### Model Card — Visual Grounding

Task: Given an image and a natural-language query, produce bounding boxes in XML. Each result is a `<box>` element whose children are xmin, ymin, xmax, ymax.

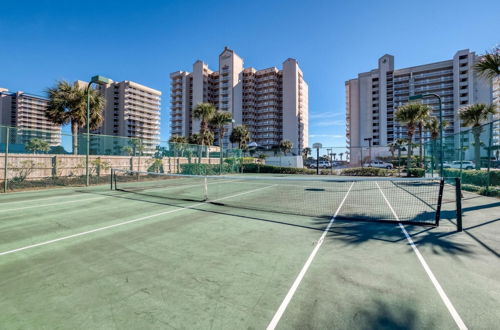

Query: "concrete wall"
<box><xmin>0</xmin><ymin>153</ymin><xmax>219</xmax><ymax>181</ymax></box>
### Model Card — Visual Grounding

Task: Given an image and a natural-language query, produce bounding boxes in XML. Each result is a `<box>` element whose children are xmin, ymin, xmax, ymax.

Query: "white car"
<box><xmin>363</xmin><ymin>160</ymin><xmax>394</xmax><ymax>169</ymax></box>
<box><xmin>443</xmin><ymin>161</ymin><xmax>475</xmax><ymax>170</ymax></box>
<box><xmin>310</xmin><ymin>160</ymin><xmax>331</xmax><ymax>169</ymax></box>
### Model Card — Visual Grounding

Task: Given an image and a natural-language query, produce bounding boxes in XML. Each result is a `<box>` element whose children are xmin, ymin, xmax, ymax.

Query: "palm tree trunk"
<box><xmin>71</xmin><ymin>121</ymin><xmax>78</xmax><ymax>155</ymax></box>
<box><xmin>474</xmin><ymin>129</ymin><xmax>481</xmax><ymax>170</ymax></box>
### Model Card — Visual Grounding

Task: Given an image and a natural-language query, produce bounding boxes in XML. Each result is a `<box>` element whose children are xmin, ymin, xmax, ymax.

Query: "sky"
<box><xmin>1</xmin><ymin>0</ymin><xmax>499</xmax><ymax>148</ymax></box>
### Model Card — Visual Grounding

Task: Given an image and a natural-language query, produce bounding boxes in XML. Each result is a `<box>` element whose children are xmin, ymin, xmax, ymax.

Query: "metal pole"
<box><xmin>438</xmin><ymin>95</ymin><xmax>443</xmax><ymax>177</ymax></box>
<box><xmin>3</xmin><ymin>127</ymin><xmax>9</xmax><ymax>193</ymax></box>
<box><xmin>220</xmin><ymin>136</ymin><xmax>223</xmax><ymax>175</ymax></box>
<box><xmin>487</xmin><ymin>122</ymin><xmax>493</xmax><ymax>192</ymax></box>
<box><xmin>85</xmin><ymin>83</ymin><xmax>91</xmax><ymax>186</ymax></box>
<box><xmin>455</xmin><ymin>177</ymin><xmax>462</xmax><ymax>232</ymax></box>
<box><xmin>316</xmin><ymin>148</ymin><xmax>319</xmax><ymax>175</ymax></box>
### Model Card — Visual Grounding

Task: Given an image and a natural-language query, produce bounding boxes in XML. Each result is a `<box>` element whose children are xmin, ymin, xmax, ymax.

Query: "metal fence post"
<box><xmin>486</xmin><ymin>122</ymin><xmax>493</xmax><ymax>193</ymax></box>
<box><xmin>3</xmin><ymin>127</ymin><xmax>9</xmax><ymax>193</ymax></box>
<box><xmin>455</xmin><ymin>177</ymin><xmax>463</xmax><ymax>232</ymax></box>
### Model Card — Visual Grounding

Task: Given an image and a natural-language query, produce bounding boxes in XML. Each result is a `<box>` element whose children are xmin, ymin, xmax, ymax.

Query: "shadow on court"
<box><xmin>78</xmin><ymin>189</ymin><xmax>474</xmax><ymax>258</ymax></box>
<box><xmin>353</xmin><ymin>300</ymin><xmax>437</xmax><ymax>330</ymax></box>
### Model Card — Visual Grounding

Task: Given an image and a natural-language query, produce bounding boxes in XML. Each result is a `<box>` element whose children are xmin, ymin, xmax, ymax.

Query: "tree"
<box><xmin>395</xmin><ymin>103</ymin><xmax>428</xmax><ymax>174</ymax></box>
<box><xmin>474</xmin><ymin>47</ymin><xmax>500</xmax><ymax>79</ymax></box>
<box><xmin>279</xmin><ymin>140</ymin><xmax>293</xmax><ymax>156</ymax></box>
<box><xmin>169</xmin><ymin>135</ymin><xmax>187</xmax><ymax>144</ymax></box>
<box><xmin>46</xmin><ymin>80</ymin><xmax>105</xmax><ymax>154</ymax></box>
<box><xmin>26</xmin><ymin>138</ymin><xmax>50</xmax><ymax>154</ymax></box>
<box><xmin>339</xmin><ymin>152</ymin><xmax>344</xmax><ymax>161</ymax></box>
<box><xmin>122</xmin><ymin>145</ymin><xmax>133</xmax><ymax>156</ymax></box>
<box><xmin>200</xmin><ymin>130</ymin><xmax>214</xmax><ymax>146</ymax></box>
<box><xmin>416</xmin><ymin>105</ymin><xmax>432</xmax><ymax>167</ymax></box>
<box><xmin>388</xmin><ymin>142</ymin><xmax>396</xmax><ymax>160</ymax></box>
<box><xmin>302</xmin><ymin>147</ymin><xmax>311</xmax><ymax>161</ymax></box>
<box><xmin>332</xmin><ymin>153</ymin><xmax>337</xmax><ymax>161</ymax></box>
<box><xmin>210</xmin><ymin>111</ymin><xmax>232</xmax><ymax>147</ymax></box>
<box><xmin>424</xmin><ymin>117</ymin><xmax>447</xmax><ymax>171</ymax></box>
<box><xmin>229</xmin><ymin>125</ymin><xmax>251</xmax><ymax>149</ymax></box>
<box><xmin>188</xmin><ymin>134</ymin><xmax>200</xmax><ymax>145</ymax></box>
<box><xmin>459</xmin><ymin>103</ymin><xmax>497</xmax><ymax>169</ymax></box>
<box><xmin>192</xmin><ymin>102</ymin><xmax>216</xmax><ymax>149</ymax></box>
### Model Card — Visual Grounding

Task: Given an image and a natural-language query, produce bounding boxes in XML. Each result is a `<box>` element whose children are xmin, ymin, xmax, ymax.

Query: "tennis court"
<box><xmin>0</xmin><ymin>172</ymin><xmax>499</xmax><ymax>329</ymax></box>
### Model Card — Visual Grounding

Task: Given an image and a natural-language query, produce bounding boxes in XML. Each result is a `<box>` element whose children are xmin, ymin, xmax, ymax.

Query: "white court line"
<box><xmin>266</xmin><ymin>182</ymin><xmax>355</xmax><ymax>330</ymax></box>
<box><xmin>375</xmin><ymin>182</ymin><xmax>467</xmax><ymax>330</ymax></box>
<box><xmin>0</xmin><ymin>184</ymin><xmax>275</xmax><ymax>257</ymax></box>
<box><xmin>0</xmin><ymin>191</ymin><xmax>97</xmax><ymax>206</ymax></box>
<box><xmin>0</xmin><ymin>196</ymin><xmax>106</xmax><ymax>213</ymax></box>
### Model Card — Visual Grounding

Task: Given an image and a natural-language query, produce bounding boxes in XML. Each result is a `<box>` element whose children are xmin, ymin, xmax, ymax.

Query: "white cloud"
<box><xmin>309</xmin><ymin>112</ymin><xmax>344</xmax><ymax>119</ymax></box>
<box><xmin>313</xmin><ymin>120</ymin><xmax>345</xmax><ymax>127</ymax></box>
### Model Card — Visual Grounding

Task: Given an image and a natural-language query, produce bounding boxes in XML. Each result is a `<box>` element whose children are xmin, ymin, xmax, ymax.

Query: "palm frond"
<box><xmin>474</xmin><ymin>48</ymin><xmax>500</xmax><ymax>79</ymax></box>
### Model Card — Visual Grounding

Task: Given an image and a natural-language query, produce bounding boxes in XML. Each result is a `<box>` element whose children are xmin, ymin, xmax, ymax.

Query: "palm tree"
<box><xmin>332</xmin><ymin>153</ymin><xmax>337</xmax><ymax>161</ymax></box>
<box><xmin>339</xmin><ymin>152</ymin><xmax>344</xmax><ymax>161</ymax></box>
<box><xmin>192</xmin><ymin>102</ymin><xmax>216</xmax><ymax>149</ymax></box>
<box><xmin>169</xmin><ymin>135</ymin><xmax>188</xmax><ymax>157</ymax></box>
<box><xmin>279</xmin><ymin>140</ymin><xmax>293</xmax><ymax>156</ymax></box>
<box><xmin>459</xmin><ymin>103</ymin><xmax>497</xmax><ymax>169</ymax></box>
<box><xmin>474</xmin><ymin>47</ymin><xmax>500</xmax><ymax>79</ymax></box>
<box><xmin>169</xmin><ymin>135</ymin><xmax>187</xmax><ymax>144</ymax></box>
<box><xmin>302</xmin><ymin>147</ymin><xmax>312</xmax><ymax>161</ymax></box>
<box><xmin>416</xmin><ymin>105</ymin><xmax>432</xmax><ymax>167</ymax></box>
<box><xmin>388</xmin><ymin>142</ymin><xmax>396</xmax><ymax>160</ymax></box>
<box><xmin>122</xmin><ymin>145</ymin><xmax>133</xmax><ymax>156</ymax></box>
<box><xmin>395</xmin><ymin>103</ymin><xmax>428</xmax><ymax>174</ymax></box>
<box><xmin>424</xmin><ymin>116</ymin><xmax>448</xmax><ymax>171</ymax></box>
<box><xmin>46</xmin><ymin>81</ymin><xmax>105</xmax><ymax>154</ymax></box>
<box><xmin>188</xmin><ymin>134</ymin><xmax>200</xmax><ymax>145</ymax></box>
<box><xmin>229</xmin><ymin>125</ymin><xmax>251</xmax><ymax>149</ymax></box>
<box><xmin>210</xmin><ymin>111</ymin><xmax>232</xmax><ymax>147</ymax></box>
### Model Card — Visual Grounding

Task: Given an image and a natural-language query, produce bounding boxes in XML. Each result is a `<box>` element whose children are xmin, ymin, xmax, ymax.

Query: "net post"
<box><xmin>110</xmin><ymin>169</ymin><xmax>114</xmax><ymax>190</ymax></box>
<box><xmin>113</xmin><ymin>169</ymin><xmax>117</xmax><ymax>190</ymax></box>
<box><xmin>435</xmin><ymin>178</ymin><xmax>445</xmax><ymax>226</ymax></box>
<box><xmin>203</xmin><ymin>176</ymin><xmax>208</xmax><ymax>201</ymax></box>
<box><xmin>455</xmin><ymin>177</ymin><xmax>463</xmax><ymax>232</ymax></box>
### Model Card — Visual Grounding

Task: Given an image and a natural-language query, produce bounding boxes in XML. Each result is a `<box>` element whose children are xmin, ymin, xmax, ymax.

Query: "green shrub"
<box><xmin>340</xmin><ymin>167</ymin><xmax>391</xmax><ymax>177</ymax></box>
<box><xmin>407</xmin><ymin>168</ymin><xmax>425</xmax><ymax>177</ymax></box>
<box><xmin>241</xmin><ymin>163</ymin><xmax>315</xmax><ymax>174</ymax></box>
<box><xmin>443</xmin><ymin>169</ymin><xmax>499</xmax><ymax>186</ymax></box>
<box><xmin>461</xmin><ymin>183</ymin><xmax>500</xmax><ymax>197</ymax></box>
<box><xmin>180</xmin><ymin>163</ymin><xmax>234</xmax><ymax>175</ymax></box>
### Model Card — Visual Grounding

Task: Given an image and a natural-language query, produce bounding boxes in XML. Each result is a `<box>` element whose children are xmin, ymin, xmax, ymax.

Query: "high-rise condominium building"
<box><xmin>346</xmin><ymin>49</ymin><xmax>492</xmax><ymax>163</ymax></box>
<box><xmin>170</xmin><ymin>47</ymin><xmax>308</xmax><ymax>150</ymax></box>
<box><xmin>0</xmin><ymin>88</ymin><xmax>61</xmax><ymax>146</ymax></box>
<box><xmin>77</xmin><ymin>80</ymin><xmax>161</xmax><ymax>155</ymax></box>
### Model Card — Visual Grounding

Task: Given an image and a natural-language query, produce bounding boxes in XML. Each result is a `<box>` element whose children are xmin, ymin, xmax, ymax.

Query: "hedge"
<box><xmin>461</xmin><ymin>183</ymin><xmax>500</xmax><ymax>197</ymax></box>
<box><xmin>443</xmin><ymin>168</ymin><xmax>500</xmax><ymax>186</ymax></box>
<box><xmin>180</xmin><ymin>163</ymin><xmax>235</xmax><ymax>175</ymax></box>
<box><xmin>340</xmin><ymin>167</ymin><xmax>393</xmax><ymax>177</ymax></box>
<box><xmin>241</xmin><ymin>163</ymin><xmax>315</xmax><ymax>174</ymax></box>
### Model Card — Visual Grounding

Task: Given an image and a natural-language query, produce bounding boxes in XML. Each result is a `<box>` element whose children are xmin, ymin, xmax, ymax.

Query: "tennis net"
<box><xmin>111</xmin><ymin>169</ymin><xmax>445</xmax><ymax>226</ymax></box>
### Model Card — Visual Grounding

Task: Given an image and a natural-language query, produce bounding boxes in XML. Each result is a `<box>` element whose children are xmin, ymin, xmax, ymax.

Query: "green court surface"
<box><xmin>0</xmin><ymin>176</ymin><xmax>499</xmax><ymax>329</ymax></box>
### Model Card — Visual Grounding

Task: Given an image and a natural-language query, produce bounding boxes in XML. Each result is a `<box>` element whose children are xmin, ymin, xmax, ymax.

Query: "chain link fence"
<box><xmin>0</xmin><ymin>125</ymin><xmax>242</xmax><ymax>192</ymax></box>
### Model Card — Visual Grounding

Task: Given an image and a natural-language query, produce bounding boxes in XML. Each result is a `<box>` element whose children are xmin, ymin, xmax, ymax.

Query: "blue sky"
<box><xmin>1</xmin><ymin>0</ymin><xmax>499</xmax><ymax>147</ymax></box>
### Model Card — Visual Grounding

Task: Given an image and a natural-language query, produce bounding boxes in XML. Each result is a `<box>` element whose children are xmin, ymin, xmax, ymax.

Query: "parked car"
<box><xmin>309</xmin><ymin>160</ymin><xmax>332</xmax><ymax>169</ymax></box>
<box><xmin>362</xmin><ymin>160</ymin><xmax>394</xmax><ymax>169</ymax></box>
<box><xmin>443</xmin><ymin>161</ymin><xmax>475</xmax><ymax>170</ymax></box>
